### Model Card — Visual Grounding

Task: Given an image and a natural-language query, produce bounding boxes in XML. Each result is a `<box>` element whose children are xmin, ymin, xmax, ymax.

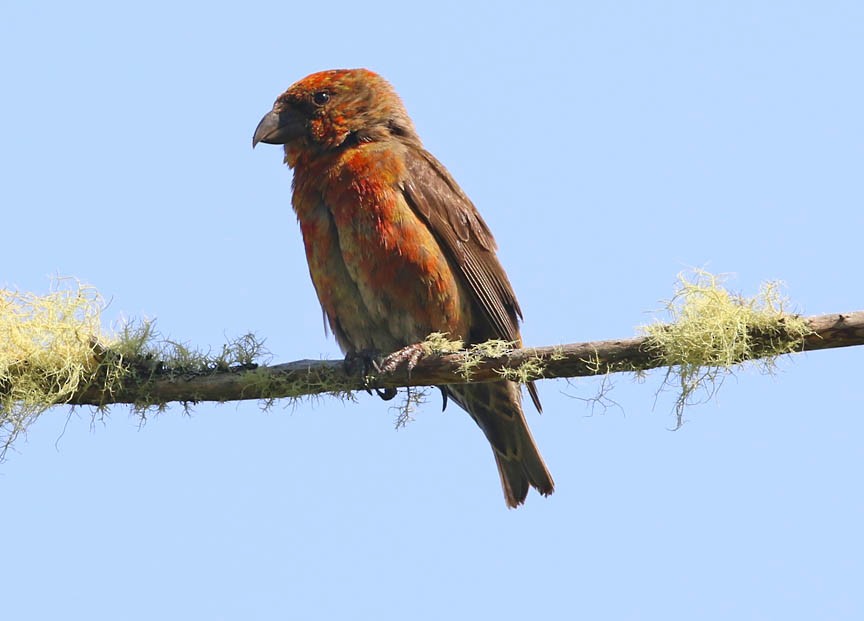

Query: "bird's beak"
<box><xmin>252</xmin><ymin>108</ymin><xmax>305</xmax><ymax>148</ymax></box>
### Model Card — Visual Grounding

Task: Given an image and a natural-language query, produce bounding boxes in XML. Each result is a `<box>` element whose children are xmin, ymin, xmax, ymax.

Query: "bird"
<box><xmin>253</xmin><ymin>68</ymin><xmax>553</xmax><ymax>507</ymax></box>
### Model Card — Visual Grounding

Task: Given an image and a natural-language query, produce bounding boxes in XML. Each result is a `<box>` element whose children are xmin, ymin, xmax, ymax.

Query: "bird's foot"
<box><xmin>381</xmin><ymin>343</ymin><xmax>444</xmax><ymax>411</ymax></box>
<box><xmin>344</xmin><ymin>350</ymin><xmax>397</xmax><ymax>401</ymax></box>
<box><xmin>379</xmin><ymin>343</ymin><xmax>427</xmax><ymax>374</ymax></box>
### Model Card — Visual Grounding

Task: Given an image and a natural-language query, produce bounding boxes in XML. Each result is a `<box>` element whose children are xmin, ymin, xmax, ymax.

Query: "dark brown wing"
<box><xmin>401</xmin><ymin>148</ymin><xmax>542</xmax><ymax>412</ymax></box>
<box><xmin>402</xmin><ymin>149</ymin><xmax>521</xmax><ymax>341</ymax></box>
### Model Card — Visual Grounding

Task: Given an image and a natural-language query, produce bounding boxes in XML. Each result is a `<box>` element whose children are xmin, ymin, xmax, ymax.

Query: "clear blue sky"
<box><xmin>2</xmin><ymin>2</ymin><xmax>862</xmax><ymax>619</ymax></box>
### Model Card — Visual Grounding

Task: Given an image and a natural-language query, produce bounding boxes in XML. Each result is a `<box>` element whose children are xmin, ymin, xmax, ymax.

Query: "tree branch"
<box><xmin>69</xmin><ymin>311</ymin><xmax>864</xmax><ymax>407</ymax></box>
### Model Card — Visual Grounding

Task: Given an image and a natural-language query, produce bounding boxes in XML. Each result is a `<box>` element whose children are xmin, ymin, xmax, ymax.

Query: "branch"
<box><xmin>68</xmin><ymin>311</ymin><xmax>864</xmax><ymax>407</ymax></box>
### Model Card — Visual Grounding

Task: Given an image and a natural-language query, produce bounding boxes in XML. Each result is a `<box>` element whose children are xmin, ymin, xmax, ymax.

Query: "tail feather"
<box><xmin>446</xmin><ymin>380</ymin><xmax>554</xmax><ymax>508</ymax></box>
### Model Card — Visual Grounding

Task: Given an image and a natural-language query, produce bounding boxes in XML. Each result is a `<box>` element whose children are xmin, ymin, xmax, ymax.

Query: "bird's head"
<box><xmin>253</xmin><ymin>68</ymin><xmax>419</xmax><ymax>166</ymax></box>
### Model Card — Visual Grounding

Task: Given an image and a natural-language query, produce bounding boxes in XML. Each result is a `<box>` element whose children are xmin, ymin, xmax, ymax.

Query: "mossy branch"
<box><xmin>64</xmin><ymin>310</ymin><xmax>864</xmax><ymax>408</ymax></box>
<box><xmin>2</xmin><ymin>273</ymin><xmax>863</xmax><ymax>461</ymax></box>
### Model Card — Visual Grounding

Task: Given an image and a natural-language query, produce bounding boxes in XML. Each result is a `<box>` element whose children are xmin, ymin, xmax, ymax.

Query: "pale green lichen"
<box><xmin>421</xmin><ymin>331</ymin><xmax>464</xmax><ymax>355</ymax></box>
<box><xmin>0</xmin><ymin>279</ymin><xmax>270</xmax><ymax>459</ymax></box>
<box><xmin>105</xmin><ymin>320</ymin><xmax>269</xmax><ymax>417</ymax></box>
<box><xmin>0</xmin><ymin>280</ymin><xmax>107</xmax><ymax>458</ymax></box>
<box><xmin>495</xmin><ymin>355</ymin><xmax>546</xmax><ymax>384</ymax></box>
<box><xmin>238</xmin><ymin>361</ymin><xmax>356</xmax><ymax>409</ymax></box>
<box><xmin>549</xmin><ymin>345</ymin><xmax>566</xmax><ymax>362</ymax></box>
<box><xmin>642</xmin><ymin>270</ymin><xmax>812</xmax><ymax>427</ymax></box>
<box><xmin>456</xmin><ymin>339</ymin><xmax>514</xmax><ymax>381</ymax></box>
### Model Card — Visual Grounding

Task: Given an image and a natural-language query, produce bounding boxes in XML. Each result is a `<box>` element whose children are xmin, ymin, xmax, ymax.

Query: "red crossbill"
<box><xmin>254</xmin><ymin>69</ymin><xmax>554</xmax><ymax>507</ymax></box>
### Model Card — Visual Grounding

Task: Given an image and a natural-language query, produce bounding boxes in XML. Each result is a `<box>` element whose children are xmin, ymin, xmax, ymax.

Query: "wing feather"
<box><xmin>401</xmin><ymin>148</ymin><xmax>542</xmax><ymax>412</ymax></box>
<box><xmin>401</xmin><ymin>149</ymin><xmax>522</xmax><ymax>342</ymax></box>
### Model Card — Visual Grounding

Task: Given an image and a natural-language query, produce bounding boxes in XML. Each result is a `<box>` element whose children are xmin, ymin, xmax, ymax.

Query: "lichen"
<box><xmin>0</xmin><ymin>279</ymin><xmax>270</xmax><ymax>459</ymax></box>
<box><xmin>641</xmin><ymin>270</ymin><xmax>812</xmax><ymax>427</ymax></box>
<box><xmin>421</xmin><ymin>332</ymin><xmax>464</xmax><ymax>355</ymax></box>
<box><xmin>0</xmin><ymin>279</ymin><xmax>108</xmax><ymax>458</ymax></box>
<box><xmin>457</xmin><ymin>339</ymin><xmax>514</xmax><ymax>380</ymax></box>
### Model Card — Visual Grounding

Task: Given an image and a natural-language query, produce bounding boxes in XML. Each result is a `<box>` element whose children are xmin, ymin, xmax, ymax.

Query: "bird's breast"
<box><xmin>291</xmin><ymin>144</ymin><xmax>471</xmax><ymax>350</ymax></box>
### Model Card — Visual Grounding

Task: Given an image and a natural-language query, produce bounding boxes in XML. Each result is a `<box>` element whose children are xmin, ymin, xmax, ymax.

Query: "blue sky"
<box><xmin>2</xmin><ymin>1</ymin><xmax>862</xmax><ymax>619</ymax></box>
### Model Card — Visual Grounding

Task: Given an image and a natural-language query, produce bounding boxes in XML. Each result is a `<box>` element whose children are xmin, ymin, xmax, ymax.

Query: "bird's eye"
<box><xmin>312</xmin><ymin>91</ymin><xmax>330</xmax><ymax>106</ymax></box>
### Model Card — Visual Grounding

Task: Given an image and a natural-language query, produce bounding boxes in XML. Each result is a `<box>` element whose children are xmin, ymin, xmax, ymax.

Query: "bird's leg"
<box><xmin>344</xmin><ymin>349</ymin><xmax>398</xmax><ymax>401</ymax></box>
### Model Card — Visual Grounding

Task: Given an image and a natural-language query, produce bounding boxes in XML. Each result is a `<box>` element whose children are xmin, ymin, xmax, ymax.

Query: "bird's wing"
<box><xmin>401</xmin><ymin>148</ymin><xmax>521</xmax><ymax>342</ymax></box>
<box><xmin>401</xmin><ymin>148</ymin><xmax>541</xmax><ymax>411</ymax></box>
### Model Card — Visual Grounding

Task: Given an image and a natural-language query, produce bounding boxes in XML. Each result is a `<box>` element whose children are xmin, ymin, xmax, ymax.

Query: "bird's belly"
<box><xmin>337</xmin><ymin>212</ymin><xmax>470</xmax><ymax>352</ymax></box>
<box><xmin>300</xmin><ymin>200</ymin><xmax>470</xmax><ymax>354</ymax></box>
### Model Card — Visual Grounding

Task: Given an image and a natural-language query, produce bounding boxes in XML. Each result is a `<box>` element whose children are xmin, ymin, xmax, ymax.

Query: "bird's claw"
<box><xmin>375</xmin><ymin>344</ymin><xmax>427</xmax><ymax>399</ymax></box>
<box><xmin>375</xmin><ymin>387</ymin><xmax>398</xmax><ymax>401</ymax></box>
<box><xmin>344</xmin><ymin>350</ymin><xmax>399</xmax><ymax>402</ymax></box>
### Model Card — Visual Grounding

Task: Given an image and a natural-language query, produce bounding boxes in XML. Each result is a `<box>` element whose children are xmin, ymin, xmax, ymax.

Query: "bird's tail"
<box><xmin>446</xmin><ymin>380</ymin><xmax>554</xmax><ymax>508</ymax></box>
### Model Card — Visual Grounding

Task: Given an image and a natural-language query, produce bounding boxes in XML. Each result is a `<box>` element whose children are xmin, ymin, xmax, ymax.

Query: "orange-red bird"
<box><xmin>253</xmin><ymin>69</ymin><xmax>553</xmax><ymax>507</ymax></box>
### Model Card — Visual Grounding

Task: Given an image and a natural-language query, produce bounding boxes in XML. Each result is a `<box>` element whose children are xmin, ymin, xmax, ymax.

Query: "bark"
<box><xmin>69</xmin><ymin>311</ymin><xmax>864</xmax><ymax>407</ymax></box>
